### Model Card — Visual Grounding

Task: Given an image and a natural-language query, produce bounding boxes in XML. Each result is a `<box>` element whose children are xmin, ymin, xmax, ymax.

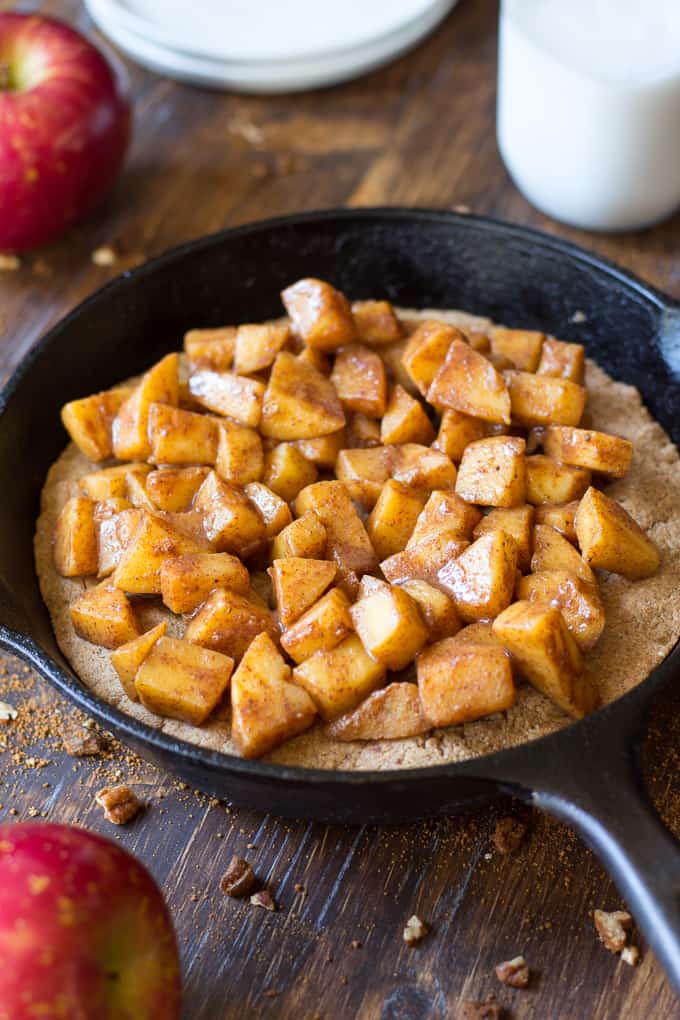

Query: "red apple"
<box><xmin>0</xmin><ymin>13</ymin><xmax>130</xmax><ymax>251</ymax></box>
<box><xmin>0</xmin><ymin>822</ymin><xmax>181</xmax><ymax>1018</ymax></box>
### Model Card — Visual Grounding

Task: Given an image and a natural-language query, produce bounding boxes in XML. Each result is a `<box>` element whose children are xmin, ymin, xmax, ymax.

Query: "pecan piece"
<box><xmin>95</xmin><ymin>785</ymin><xmax>143</xmax><ymax>825</ymax></box>
<box><xmin>492</xmin><ymin>816</ymin><xmax>527</xmax><ymax>854</ymax></box>
<box><xmin>220</xmin><ymin>855</ymin><xmax>256</xmax><ymax>898</ymax></box>
<box><xmin>403</xmin><ymin>915</ymin><xmax>429</xmax><ymax>946</ymax></box>
<box><xmin>495</xmin><ymin>955</ymin><xmax>530</xmax><ymax>988</ymax></box>
<box><xmin>593</xmin><ymin>909</ymin><xmax>633</xmax><ymax>953</ymax></box>
<box><xmin>621</xmin><ymin>945</ymin><xmax>640</xmax><ymax>967</ymax></box>
<box><xmin>63</xmin><ymin>725</ymin><xmax>106</xmax><ymax>757</ymax></box>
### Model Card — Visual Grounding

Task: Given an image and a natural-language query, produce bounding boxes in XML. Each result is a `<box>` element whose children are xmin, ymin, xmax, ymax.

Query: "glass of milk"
<box><xmin>497</xmin><ymin>0</ymin><xmax>680</xmax><ymax>232</ymax></box>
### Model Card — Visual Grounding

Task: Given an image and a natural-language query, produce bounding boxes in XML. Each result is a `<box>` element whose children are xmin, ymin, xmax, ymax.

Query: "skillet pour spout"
<box><xmin>0</xmin><ymin>208</ymin><xmax>678</xmax><ymax>996</ymax></box>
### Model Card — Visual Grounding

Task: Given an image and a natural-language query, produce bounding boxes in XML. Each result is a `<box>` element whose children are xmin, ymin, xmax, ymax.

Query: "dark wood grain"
<box><xmin>1</xmin><ymin>1</ymin><xmax>679</xmax><ymax>1017</ymax></box>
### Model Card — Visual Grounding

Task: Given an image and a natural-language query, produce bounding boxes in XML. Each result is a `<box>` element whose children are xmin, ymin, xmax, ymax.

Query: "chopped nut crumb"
<box><xmin>621</xmin><ymin>945</ymin><xmax>640</xmax><ymax>967</ymax></box>
<box><xmin>220</xmin><ymin>855</ymin><xmax>256</xmax><ymax>898</ymax></box>
<box><xmin>495</xmin><ymin>955</ymin><xmax>530</xmax><ymax>988</ymax></box>
<box><xmin>95</xmin><ymin>784</ymin><xmax>143</xmax><ymax>825</ymax></box>
<box><xmin>250</xmin><ymin>889</ymin><xmax>276</xmax><ymax>911</ymax></box>
<box><xmin>350</xmin><ymin>939</ymin><xmax>362</xmax><ymax>950</ymax></box>
<box><xmin>570</xmin><ymin>310</ymin><xmax>587</xmax><ymax>324</ymax></box>
<box><xmin>0</xmin><ymin>701</ymin><xmax>18</xmax><ymax>723</ymax></box>
<box><xmin>91</xmin><ymin>246</ymin><xmax>117</xmax><ymax>267</ymax></box>
<box><xmin>0</xmin><ymin>253</ymin><xmax>20</xmax><ymax>271</ymax></box>
<box><xmin>492</xmin><ymin>816</ymin><xmax>527</xmax><ymax>854</ymax></box>
<box><xmin>593</xmin><ymin>909</ymin><xmax>633</xmax><ymax>953</ymax></box>
<box><xmin>461</xmin><ymin>999</ymin><xmax>503</xmax><ymax>1019</ymax></box>
<box><xmin>62</xmin><ymin>724</ymin><xmax>105</xmax><ymax>757</ymax></box>
<box><xmin>403</xmin><ymin>915</ymin><xmax>429</xmax><ymax>945</ymax></box>
<box><xmin>294</xmin><ymin>883</ymin><xmax>305</xmax><ymax>894</ymax></box>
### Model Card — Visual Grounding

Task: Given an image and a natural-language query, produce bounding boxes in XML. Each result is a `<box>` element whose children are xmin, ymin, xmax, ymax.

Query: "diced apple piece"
<box><xmin>432</xmin><ymin>409</ymin><xmax>487</xmax><ymax>463</ymax></box>
<box><xmin>261</xmin><ymin>352</ymin><xmax>346</xmax><ymax>440</ymax></box>
<box><xmin>215</xmin><ymin>422</ymin><xmax>263</xmax><ymax>485</ymax></box>
<box><xmin>450</xmin><ymin>621</ymin><xmax>506</xmax><ymax>649</ymax></box>
<box><xmin>70</xmin><ymin>584</ymin><xmax>139</xmax><ymax>649</ymax></box>
<box><xmin>409</xmin><ymin>490</ymin><xmax>482</xmax><ymax>545</ymax></box>
<box><xmin>535</xmin><ymin>501</ymin><xmax>579</xmax><ymax>543</ymax></box>
<box><xmin>518</xmin><ymin>569</ymin><xmax>605</xmax><ymax>651</ymax></box>
<box><xmin>124</xmin><ymin>471</ymin><xmax>155</xmax><ymax>511</ymax></box>
<box><xmin>505</xmin><ymin>371</ymin><xmax>586</xmax><ymax>427</ymax></box>
<box><xmin>455</xmin><ymin>436</ymin><xmax>526</xmax><ymax>508</ymax></box>
<box><xmin>160</xmin><ymin>552</ymin><xmax>250</xmax><ymax>613</ymax></box>
<box><xmin>79</xmin><ymin>463</ymin><xmax>150</xmax><ymax>502</ymax></box>
<box><xmin>110</xmin><ymin>622</ymin><xmax>167</xmax><ymax>700</ymax></box>
<box><xmin>335</xmin><ymin>446</ymin><xmax>392</xmax><ymax>509</ymax></box>
<box><xmin>327</xmin><ymin>682</ymin><xmax>429</xmax><ymax>741</ymax></box>
<box><xmin>54</xmin><ymin>497</ymin><xmax>98</xmax><ymax>577</ymax></box>
<box><xmin>97</xmin><ymin>508</ymin><xmax>143</xmax><ymax>577</ymax></box>
<box><xmin>188</xmin><ymin>370</ymin><xmax>265</xmax><ymax>427</ymax></box>
<box><xmin>541</xmin><ymin>425</ymin><xmax>633</xmax><ymax>479</ymax></box>
<box><xmin>463</xmin><ymin>329</ymin><xmax>492</xmax><ymax>353</ymax></box>
<box><xmin>291</xmin><ymin>634</ymin><xmax>385</xmax><ymax>720</ymax></box>
<box><xmin>417</xmin><ymin>639</ymin><xmax>515</xmax><ymax>727</ymax></box>
<box><xmin>271</xmin><ymin>512</ymin><xmax>327</xmax><ymax>560</ymax></box>
<box><xmin>350</xmin><ymin>585</ymin><xmax>428</xmax><ymax>670</ymax></box>
<box><xmin>243</xmin><ymin>482</ymin><xmax>292</xmax><ymax>538</ymax></box>
<box><xmin>185</xmin><ymin>587</ymin><xmax>276</xmax><ymax>662</ymax></box>
<box><xmin>490</xmin><ymin>328</ymin><xmax>544</xmax><ymax>371</ymax></box>
<box><xmin>473</xmin><ymin>504</ymin><xmax>534</xmax><ymax>572</ymax></box>
<box><xmin>525</xmin><ymin>455</ymin><xmax>591</xmax><ymax>505</ymax></box>
<box><xmin>351</xmin><ymin>300</ymin><xmax>402</xmax><ymax>345</ymax></box>
<box><xmin>184</xmin><ymin>327</ymin><xmax>236</xmax><ymax>371</ymax></box>
<box><xmin>112</xmin><ymin>353</ymin><xmax>179</xmax><ymax>460</ymax></box>
<box><xmin>575</xmin><ymin>486</ymin><xmax>661</xmax><ymax>580</ymax></box>
<box><xmin>398</xmin><ymin>579</ymin><xmax>461</xmax><ymax>642</ymax></box>
<box><xmin>381</xmin><ymin>336</ymin><xmax>418</xmax><ymax>395</ymax></box>
<box><xmin>148</xmin><ymin>403</ymin><xmax>219</xmax><ymax>466</ymax></box>
<box><xmin>295</xmin><ymin>481</ymin><xmax>378</xmax><ymax>576</ymax></box>
<box><xmin>111</xmin><ymin>513</ymin><xmax>206</xmax><ymax>595</ymax></box>
<box><xmin>381</xmin><ymin>385</ymin><xmax>435</xmax><ymax>445</ymax></box>
<box><xmin>135</xmin><ymin>637</ymin><xmax>233</xmax><ymax>725</ymax></box>
<box><xmin>157</xmin><ymin>511</ymin><xmax>214</xmax><ymax>550</ymax></box>
<box><xmin>293</xmin><ymin>429</ymin><xmax>347</xmax><ymax>468</ymax></box>
<box><xmin>402</xmin><ymin>320</ymin><xmax>461</xmax><ymax>395</ymax></box>
<box><xmin>347</xmin><ymin>413</ymin><xmax>381</xmax><ymax>448</ymax></box>
<box><xmin>493</xmin><ymin>601</ymin><xmax>596</xmax><ymax>717</ymax></box>
<box><xmin>93</xmin><ymin>497</ymin><xmax>133</xmax><ymax>520</ymax></box>
<box><xmin>263</xmin><ymin>443</ymin><xmax>318</xmax><ymax>502</ymax></box>
<box><xmin>145</xmin><ymin>467</ymin><xmax>210</xmax><ymax>512</ymax></box>
<box><xmin>392</xmin><ymin>444</ymin><xmax>457</xmax><ymax>492</ymax></box>
<box><xmin>233</xmin><ymin>322</ymin><xmax>291</xmax><ymax>375</ymax></box>
<box><xmin>281</xmin><ymin>587</ymin><xmax>353</xmax><ymax>664</ymax></box>
<box><xmin>331</xmin><ymin>344</ymin><xmax>387</xmax><ymax>417</ymax></box>
<box><xmin>297</xmin><ymin>345</ymin><xmax>332</xmax><ymax>375</ymax></box>
<box><xmin>282</xmin><ymin>278</ymin><xmax>357</xmax><ymax>351</ymax></box>
<box><xmin>231</xmin><ymin>632</ymin><xmax>317</xmax><ymax>758</ymax></box>
<box><xmin>61</xmin><ymin>386</ymin><xmax>133</xmax><ymax>462</ymax></box>
<box><xmin>381</xmin><ymin>533</ymin><xmax>469</xmax><ymax>588</ymax></box>
<box><xmin>427</xmin><ymin>338</ymin><xmax>511</xmax><ymax>424</ymax></box>
<box><xmin>532</xmin><ymin>522</ymin><xmax>595</xmax><ymax>585</ymax></box>
<box><xmin>537</xmin><ymin>337</ymin><xmax>585</xmax><ymax>384</ymax></box>
<box><xmin>193</xmin><ymin>472</ymin><xmax>265</xmax><ymax>555</ymax></box>
<box><xmin>270</xmin><ymin>557</ymin><xmax>337</xmax><ymax>627</ymax></box>
<box><xmin>367</xmin><ymin>480</ymin><xmax>428</xmax><ymax>560</ymax></box>
<box><xmin>437</xmin><ymin>531</ymin><xmax>518</xmax><ymax>623</ymax></box>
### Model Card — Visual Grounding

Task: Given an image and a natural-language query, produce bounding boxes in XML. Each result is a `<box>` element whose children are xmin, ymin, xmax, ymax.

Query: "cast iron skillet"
<box><xmin>0</xmin><ymin>208</ymin><xmax>678</xmax><ymax>993</ymax></box>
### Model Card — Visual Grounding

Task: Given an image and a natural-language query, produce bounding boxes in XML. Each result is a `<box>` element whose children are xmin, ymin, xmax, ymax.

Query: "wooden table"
<box><xmin>1</xmin><ymin>2</ymin><xmax>679</xmax><ymax>1017</ymax></box>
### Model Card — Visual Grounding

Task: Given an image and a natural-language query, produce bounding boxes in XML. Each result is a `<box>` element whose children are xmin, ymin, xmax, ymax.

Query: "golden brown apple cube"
<box><xmin>294</xmin><ymin>481</ymin><xmax>378</xmax><ymax>575</ymax></box>
<box><xmin>93</xmin><ymin>497</ymin><xmax>133</xmax><ymax>521</ymax></box>
<box><xmin>347</xmin><ymin>413</ymin><xmax>382</xmax><ymax>448</ymax></box>
<box><xmin>282</xmin><ymin>278</ymin><xmax>357</xmax><ymax>351</ymax></box>
<box><xmin>398</xmin><ymin>579</ymin><xmax>461</xmax><ymax>642</ymax></box>
<box><xmin>335</xmin><ymin>446</ymin><xmax>392</xmax><ymax>509</ymax></box>
<box><xmin>402</xmin><ymin>320</ymin><xmax>461</xmax><ymax>395</ymax></box>
<box><xmin>537</xmin><ymin>337</ymin><xmax>585</xmax><ymax>384</ymax></box>
<box><xmin>381</xmin><ymin>336</ymin><xmax>418</xmax><ymax>395</ymax></box>
<box><xmin>70</xmin><ymin>584</ymin><xmax>139</xmax><ymax>648</ymax></box>
<box><xmin>367</xmin><ymin>480</ymin><xmax>428</xmax><ymax>560</ymax></box>
<box><xmin>270</xmin><ymin>557</ymin><xmax>337</xmax><ymax>627</ymax></box>
<box><xmin>184</xmin><ymin>327</ymin><xmax>236</xmax><ymax>371</ymax></box>
<box><xmin>261</xmin><ymin>352</ymin><xmax>346</xmax><ymax>440</ymax></box>
<box><xmin>518</xmin><ymin>569</ymin><xmax>605</xmax><ymax>651</ymax></box>
<box><xmin>437</xmin><ymin>531</ymin><xmax>518</xmax><ymax>623</ymax></box>
<box><xmin>243</xmin><ymin>482</ymin><xmax>292</xmax><ymax>538</ymax></box>
<box><xmin>112</xmin><ymin>353</ymin><xmax>179</xmax><ymax>460</ymax></box>
<box><xmin>504</xmin><ymin>371</ymin><xmax>586</xmax><ymax>427</ymax></box>
<box><xmin>455</xmin><ymin>436</ymin><xmax>526</xmax><ymax>508</ymax></box>
<box><xmin>532</xmin><ymin>523</ymin><xmax>595</xmax><ymax>584</ymax></box>
<box><xmin>525</xmin><ymin>455</ymin><xmax>591</xmax><ymax>505</ymax></box>
<box><xmin>188</xmin><ymin>370</ymin><xmax>265</xmax><ymax>427</ymax></box>
<box><xmin>54</xmin><ymin>497</ymin><xmax>98</xmax><ymax>577</ymax></box>
<box><xmin>490</xmin><ymin>328</ymin><xmax>544</xmax><ymax>372</ymax></box>
<box><xmin>231</xmin><ymin>632</ymin><xmax>317</xmax><ymax>758</ymax></box>
<box><xmin>185</xmin><ymin>586</ymin><xmax>276</xmax><ymax>662</ymax></box>
<box><xmin>350</xmin><ymin>585</ymin><xmax>428</xmax><ymax>670</ymax></box>
<box><xmin>351</xmin><ymin>300</ymin><xmax>403</xmax><ymax>345</ymax></box>
<box><xmin>293</xmin><ymin>429</ymin><xmax>347</xmax><ymax>468</ymax></box>
<box><xmin>432</xmin><ymin>409</ymin><xmax>487</xmax><ymax>463</ymax></box>
<box><xmin>474</xmin><ymin>504</ymin><xmax>534</xmax><ymax>572</ymax></box>
<box><xmin>263</xmin><ymin>443</ymin><xmax>318</xmax><ymax>502</ymax></box>
<box><xmin>124</xmin><ymin>471</ymin><xmax>155</xmax><ymax>511</ymax></box>
<box><xmin>135</xmin><ymin>637</ymin><xmax>233</xmax><ymax>725</ymax></box>
<box><xmin>61</xmin><ymin>385</ymin><xmax>134</xmax><ymax>463</ymax></box>
<box><xmin>534</xmin><ymin>501</ymin><xmax>579</xmax><ymax>543</ymax></box>
<box><xmin>492</xmin><ymin>601</ymin><xmax>596</xmax><ymax>717</ymax></box>
<box><xmin>392</xmin><ymin>444</ymin><xmax>458</xmax><ymax>492</ymax></box>
<box><xmin>281</xmin><ymin>587</ymin><xmax>353</xmax><ymax>664</ymax></box>
<box><xmin>233</xmin><ymin>322</ymin><xmax>291</xmax><ymax>375</ymax></box>
<box><xmin>330</xmin><ymin>344</ymin><xmax>387</xmax><ymax>418</ymax></box>
<box><xmin>145</xmin><ymin>467</ymin><xmax>210</xmax><ymax>512</ymax></box>
<box><xmin>381</xmin><ymin>533</ymin><xmax>469</xmax><ymax>587</ymax></box>
<box><xmin>291</xmin><ymin>634</ymin><xmax>385</xmax><ymax>720</ymax></box>
<box><xmin>215</xmin><ymin>422</ymin><xmax>263</xmax><ymax>486</ymax></box>
<box><xmin>194</xmin><ymin>472</ymin><xmax>265</xmax><ymax>554</ymax></box>
<box><xmin>271</xmin><ymin>512</ymin><xmax>327</xmax><ymax>560</ymax></box>
<box><xmin>450</xmin><ymin>621</ymin><xmax>506</xmax><ymax>649</ymax></box>
<box><xmin>409</xmin><ymin>490</ymin><xmax>482</xmax><ymax>545</ymax></box>
<box><xmin>427</xmin><ymin>338</ymin><xmax>512</xmax><ymax>425</ymax></box>
<box><xmin>111</xmin><ymin>513</ymin><xmax>206</xmax><ymax>595</ymax></box>
<box><xmin>417</xmin><ymin>639</ymin><xmax>515</xmax><ymax>727</ymax></box>
<box><xmin>97</xmin><ymin>508</ymin><xmax>143</xmax><ymax>577</ymax></box>
<box><xmin>575</xmin><ymin>486</ymin><xmax>660</xmax><ymax>580</ymax></box>
<box><xmin>541</xmin><ymin>426</ymin><xmax>633</xmax><ymax>479</ymax></box>
<box><xmin>297</xmin><ymin>345</ymin><xmax>332</xmax><ymax>375</ymax></box>
<box><xmin>79</xmin><ymin>464</ymin><xmax>150</xmax><ymax>502</ymax></box>
<box><xmin>148</xmin><ymin>403</ymin><xmax>219</xmax><ymax>466</ymax></box>
<box><xmin>110</xmin><ymin>622</ymin><xmax>167</xmax><ymax>700</ymax></box>
<box><xmin>381</xmin><ymin>385</ymin><xmax>435</xmax><ymax>445</ymax></box>
<box><xmin>160</xmin><ymin>552</ymin><xmax>250</xmax><ymax>614</ymax></box>
<box><xmin>157</xmin><ymin>510</ymin><xmax>215</xmax><ymax>550</ymax></box>
<box><xmin>327</xmin><ymin>682</ymin><xmax>430</xmax><ymax>741</ymax></box>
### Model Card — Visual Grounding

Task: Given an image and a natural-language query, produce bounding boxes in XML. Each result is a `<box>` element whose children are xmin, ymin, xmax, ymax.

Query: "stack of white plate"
<box><xmin>85</xmin><ymin>0</ymin><xmax>459</xmax><ymax>93</ymax></box>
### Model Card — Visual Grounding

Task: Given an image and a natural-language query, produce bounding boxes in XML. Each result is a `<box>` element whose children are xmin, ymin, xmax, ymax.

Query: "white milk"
<box><xmin>497</xmin><ymin>0</ymin><xmax>680</xmax><ymax>231</ymax></box>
